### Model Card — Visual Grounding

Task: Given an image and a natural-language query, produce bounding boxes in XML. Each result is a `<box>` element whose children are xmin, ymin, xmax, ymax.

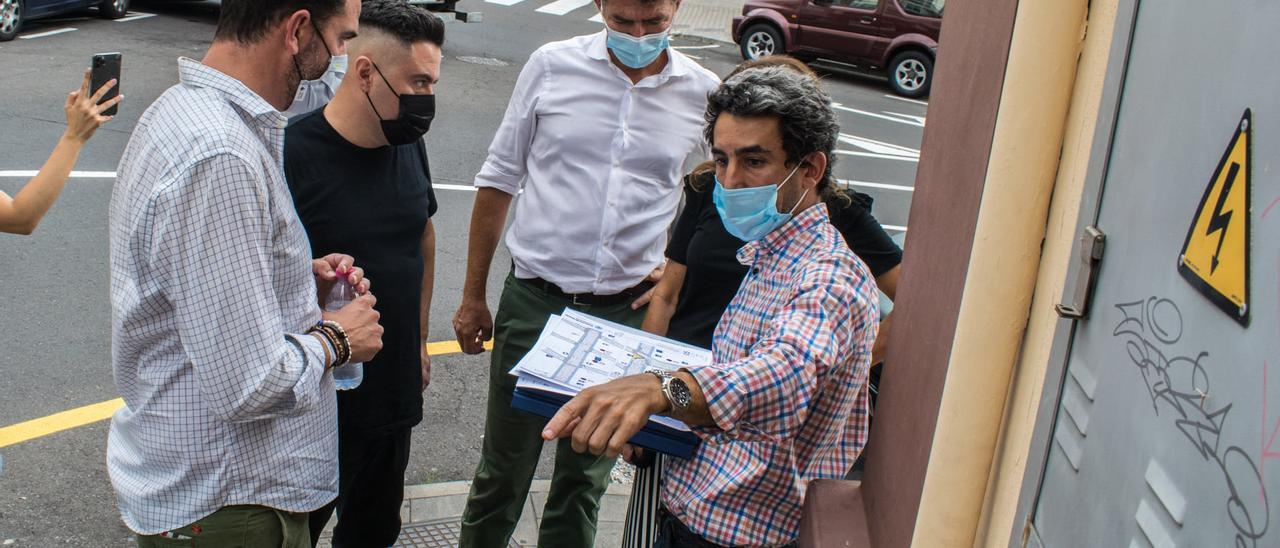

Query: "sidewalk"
<box><xmin>316</xmin><ymin>480</ymin><xmax>634</xmax><ymax>548</ymax></box>
<box><xmin>671</xmin><ymin>0</ymin><xmax>743</xmax><ymax>44</ymax></box>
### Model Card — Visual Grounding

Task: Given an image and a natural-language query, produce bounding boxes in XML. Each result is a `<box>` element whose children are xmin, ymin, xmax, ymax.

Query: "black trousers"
<box><xmin>309</xmin><ymin>428</ymin><xmax>413</xmax><ymax>548</ymax></box>
<box><xmin>653</xmin><ymin>507</ymin><xmax>797</xmax><ymax>548</ymax></box>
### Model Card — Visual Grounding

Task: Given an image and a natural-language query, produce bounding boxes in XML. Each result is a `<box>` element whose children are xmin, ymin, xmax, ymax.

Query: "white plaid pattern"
<box><xmin>106</xmin><ymin>58</ymin><xmax>336</xmax><ymax>535</ymax></box>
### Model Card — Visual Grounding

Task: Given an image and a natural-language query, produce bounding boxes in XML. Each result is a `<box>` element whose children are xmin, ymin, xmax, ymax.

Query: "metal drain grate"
<box><xmin>318</xmin><ymin>517</ymin><xmax>522</xmax><ymax>547</ymax></box>
<box><xmin>397</xmin><ymin>518</ymin><xmax>522</xmax><ymax>548</ymax></box>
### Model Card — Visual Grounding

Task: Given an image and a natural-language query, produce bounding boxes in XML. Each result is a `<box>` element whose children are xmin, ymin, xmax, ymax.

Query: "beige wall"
<box><xmin>973</xmin><ymin>1</ymin><xmax>1124</xmax><ymax>546</ymax></box>
<box><xmin>908</xmin><ymin>0</ymin><xmax>1094</xmax><ymax>545</ymax></box>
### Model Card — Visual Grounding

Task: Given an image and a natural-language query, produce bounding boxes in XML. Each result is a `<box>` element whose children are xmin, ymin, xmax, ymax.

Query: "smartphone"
<box><xmin>90</xmin><ymin>52</ymin><xmax>122</xmax><ymax>117</ymax></box>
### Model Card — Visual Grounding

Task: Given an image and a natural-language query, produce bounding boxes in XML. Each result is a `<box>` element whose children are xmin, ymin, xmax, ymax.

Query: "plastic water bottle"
<box><xmin>325</xmin><ymin>276</ymin><xmax>364</xmax><ymax>390</ymax></box>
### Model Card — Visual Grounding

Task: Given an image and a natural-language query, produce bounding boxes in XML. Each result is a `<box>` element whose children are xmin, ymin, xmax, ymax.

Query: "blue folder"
<box><xmin>512</xmin><ymin>387</ymin><xmax>700</xmax><ymax>459</ymax></box>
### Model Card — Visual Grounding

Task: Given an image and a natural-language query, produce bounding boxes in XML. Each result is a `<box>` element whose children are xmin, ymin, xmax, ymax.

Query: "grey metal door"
<box><xmin>1027</xmin><ymin>1</ymin><xmax>1280</xmax><ymax>547</ymax></box>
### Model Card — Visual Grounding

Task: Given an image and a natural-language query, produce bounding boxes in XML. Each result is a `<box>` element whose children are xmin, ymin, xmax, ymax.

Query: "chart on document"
<box><xmin>510</xmin><ymin>309</ymin><xmax>711</xmax><ymax>393</ymax></box>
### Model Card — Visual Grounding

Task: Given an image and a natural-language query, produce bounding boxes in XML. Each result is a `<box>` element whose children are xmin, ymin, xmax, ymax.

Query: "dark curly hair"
<box><xmin>703</xmin><ymin>66</ymin><xmax>840</xmax><ymax>191</ymax></box>
<box><xmin>359</xmin><ymin>0</ymin><xmax>446</xmax><ymax>47</ymax></box>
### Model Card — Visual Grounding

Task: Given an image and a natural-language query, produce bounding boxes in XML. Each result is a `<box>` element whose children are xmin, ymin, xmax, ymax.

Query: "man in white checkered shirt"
<box><xmin>106</xmin><ymin>1</ymin><xmax>384</xmax><ymax>545</ymax></box>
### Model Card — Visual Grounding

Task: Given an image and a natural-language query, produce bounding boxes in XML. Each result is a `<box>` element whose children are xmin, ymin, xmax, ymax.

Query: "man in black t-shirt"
<box><xmin>283</xmin><ymin>2</ymin><xmax>443</xmax><ymax>546</ymax></box>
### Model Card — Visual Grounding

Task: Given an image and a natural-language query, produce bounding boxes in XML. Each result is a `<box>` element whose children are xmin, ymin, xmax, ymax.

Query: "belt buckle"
<box><xmin>571</xmin><ymin>293</ymin><xmax>588</xmax><ymax>307</ymax></box>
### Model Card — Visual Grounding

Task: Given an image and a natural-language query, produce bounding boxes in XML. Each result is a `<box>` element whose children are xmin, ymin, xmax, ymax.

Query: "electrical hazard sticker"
<box><xmin>1178</xmin><ymin>109</ymin><xmax>1251</xmax><ymax>326</ymax></box>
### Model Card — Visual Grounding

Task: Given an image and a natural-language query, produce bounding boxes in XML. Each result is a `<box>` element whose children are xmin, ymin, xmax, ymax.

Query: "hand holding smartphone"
<box><xmin>90</xmin><ymin>52</ymin><xmax>122</xmax><ymax>117</ymax></box>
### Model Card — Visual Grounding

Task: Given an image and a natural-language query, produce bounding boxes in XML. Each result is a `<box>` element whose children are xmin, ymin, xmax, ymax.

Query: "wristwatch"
<box><xmin>646</xmin><ymin>369</ymin><xmax>692</xmax><ymax>414</ymax></box>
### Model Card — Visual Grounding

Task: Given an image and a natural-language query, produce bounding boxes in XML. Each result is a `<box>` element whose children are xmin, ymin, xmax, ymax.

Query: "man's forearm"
<box><xmin>667</xmin><ymin>370</ymin><xmax>715</xmax><ymax>427</ymax></box>
<box><xmin>462</xmin><ymin>187</ymin><xmax>514</xmax><ymax>301</ymax></box>
<box><xmin>420</xmin><ymin>220</ymin><xmax>437</xmax><ymax>341</ymax></box>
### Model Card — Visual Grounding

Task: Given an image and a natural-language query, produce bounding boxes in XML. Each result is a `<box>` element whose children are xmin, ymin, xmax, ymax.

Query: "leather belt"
<box><xmin>517</xmin><ymin>276</ymin><xmax>654</xmax><ymax>307</ymax></box>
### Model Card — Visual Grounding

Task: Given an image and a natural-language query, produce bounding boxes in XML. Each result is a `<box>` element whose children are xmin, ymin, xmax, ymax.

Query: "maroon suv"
<box><xmin>732</xmin><ymin>0</ymin><xmax>943</xmax><ymax>98</ymax></box>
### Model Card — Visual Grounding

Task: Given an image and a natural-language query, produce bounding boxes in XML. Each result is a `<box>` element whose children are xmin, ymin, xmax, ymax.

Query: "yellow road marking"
<box><xmin>0</xmin><ymin>398</ymin><xmax>125</xmax><ymax>448</ymax></box>
<box><xmin>0</xmin><ymin>339</ymin><xmax>492</xmax><ymax>448</ymax></box>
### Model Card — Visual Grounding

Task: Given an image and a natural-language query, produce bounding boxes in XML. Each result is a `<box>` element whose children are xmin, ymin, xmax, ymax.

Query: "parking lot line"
<box><xmin>832</xmin><ymin>102</ymin><xmax>925</xmax><ymax>127</ymax></box>
<box><xmin>883</xmin><ymin>94</ymin><xmax>929</xmax><ymax>107</ymax></box>
<box><xmin>840</xmin><ymin>179</ymin><xmax>915</xmax><ymax>193</ymax></box>
<box><xmin>535</xmin><ymin>0</ymin><xmax>594</xmax><ymax>16</ymax></box>
<box><xmin>19</xmin><ymin>28</ymin><xmax>77</xmax><ymax>40</ymax></box>
<box><xmin>0</xmin><ymin>340</ymin><xmax>490</xmax><ymax>448</ymax></box>
<box><xmin>0</xmin><ymin>398</ymin><xmax>124</xmax><ymax>448</ymax></box>
<box><xmin>0</xmin><ymin>170</ymin><xmax>115</xmax><ymax>179</ymax></box>
<box><xmin>115</xmin><ymin>12</ymin><xmax>157</xmax><ymax>23</ymax></box>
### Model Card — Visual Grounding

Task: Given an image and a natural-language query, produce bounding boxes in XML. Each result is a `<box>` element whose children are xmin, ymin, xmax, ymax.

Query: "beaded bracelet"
<box><xmin>320</xmin><ymin>320</ymin><xmax>352</xmax><ymax>366</ymax></box>
<box><xmin>306</xmin><ymin>324</ymin><xmax>340</xmax><ymax>370</ymax></box>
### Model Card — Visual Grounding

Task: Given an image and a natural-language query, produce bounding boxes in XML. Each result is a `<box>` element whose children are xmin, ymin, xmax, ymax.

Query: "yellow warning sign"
<box><xmin>1178</xmin><ymin>109</ymin><xmax>1251</xmax><ymax>326</ymax></box>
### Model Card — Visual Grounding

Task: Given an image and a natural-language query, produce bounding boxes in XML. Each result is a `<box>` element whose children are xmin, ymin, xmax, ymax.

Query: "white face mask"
<box><xmin>328</xmin><ymin>54</ymin><xmax>349</xmax><ymax>74</ymax></box>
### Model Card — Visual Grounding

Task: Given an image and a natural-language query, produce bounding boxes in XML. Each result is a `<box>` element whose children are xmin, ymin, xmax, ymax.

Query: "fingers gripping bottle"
<box><xmin>325</xmin><ymin>273</ymin><xmax>364</xmax><ymax>390</ymax></box>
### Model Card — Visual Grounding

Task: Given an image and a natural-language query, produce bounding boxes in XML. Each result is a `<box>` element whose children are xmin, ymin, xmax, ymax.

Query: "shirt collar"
<box><xmin>586</xmin><ymin>29</ymin><xmax>692</xmax><ymax>79</ymax></box>
<box><xmin>178</xmin><ymin>57</ymin><xmax>289</xmax><ymax>129</ymax></box>
<box><xmin>737</xmin><ymin>203</ymin><xmax>832</xmax><ymax>265</ymax></box>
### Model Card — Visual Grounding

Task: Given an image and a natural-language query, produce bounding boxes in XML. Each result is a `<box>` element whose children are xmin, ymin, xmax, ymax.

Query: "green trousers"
<box><xmin>460</xmin><ymin>273</ymin><xmax>646</xmax><ymax>548</ymax></box>
<box><xmin>136</xmin><ymin>505</ymin><xmax>310</xmax><ymax>548</ymax></box>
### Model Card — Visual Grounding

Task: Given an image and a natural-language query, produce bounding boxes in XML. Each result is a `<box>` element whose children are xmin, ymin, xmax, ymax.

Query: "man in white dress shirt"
<box><xmin>106</xmin><ymin>1</ymin><xmax>384</xmax><ymax>545</ymax></box>
<box><xmin>452</xmin><ymin>0</ymin><xmax>719</xmax><ymax>545</ymax></box>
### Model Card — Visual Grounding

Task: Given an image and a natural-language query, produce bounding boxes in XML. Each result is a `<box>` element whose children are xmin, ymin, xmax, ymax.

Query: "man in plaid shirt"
<box><xmin>543</xmin><ymin>66</ymin><xmax>880</xmax><ymax>547</ymax></box>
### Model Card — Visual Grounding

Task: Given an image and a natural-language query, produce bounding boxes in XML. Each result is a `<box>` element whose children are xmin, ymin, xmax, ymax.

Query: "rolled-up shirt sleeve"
<box><xmin>473</xmin><ymin>49</ymin><xmax>545</xmax><ymax>195</ymax></box>
<box><xmin>686</xmin><ymin>275</ymin><xmax>869</xmax><ymax>444</ymax></box>
<box><xmin>153</xmin><ymin>152</ymin><xmax>325</xmax><ymax>423</ymax></box>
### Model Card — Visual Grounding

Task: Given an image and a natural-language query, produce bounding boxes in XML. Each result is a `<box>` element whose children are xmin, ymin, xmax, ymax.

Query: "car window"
<box><xmin>898</xmin><ymin>0</ymin><xmax>944</xmax><ymax>17</ymax></box>
<box><xmin>835</xmin><ymin>0</ymin><xmax>880</xmax><ymax>10</ymax></box>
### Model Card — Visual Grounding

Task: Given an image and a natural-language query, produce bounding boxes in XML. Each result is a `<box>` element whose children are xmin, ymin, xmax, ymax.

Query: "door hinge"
<box><xmin>1055</xmin><ymin>226</ymin><xmax>1106</xmax><ymax>319</ymax></box>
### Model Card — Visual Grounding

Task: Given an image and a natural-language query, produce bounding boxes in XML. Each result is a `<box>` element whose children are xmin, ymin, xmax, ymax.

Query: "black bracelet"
<box><xmin>320</xmin><ymin>320</ymin><xmax>352</xmax><ymax>366</ymax></box>
<box><xmin>307</xmin><ymin>323</ymin><xmax>342</xmax><ymax>369</ymax></box>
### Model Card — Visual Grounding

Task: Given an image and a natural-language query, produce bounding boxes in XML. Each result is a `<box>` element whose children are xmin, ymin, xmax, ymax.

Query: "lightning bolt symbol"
<box><xmin>1205</xmin><ymin>162</ymin><xmax>1239</xmax><ymax>274</ymax></box>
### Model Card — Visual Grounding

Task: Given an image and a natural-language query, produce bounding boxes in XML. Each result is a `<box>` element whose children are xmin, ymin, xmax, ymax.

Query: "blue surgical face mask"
<box><xmin>713</xmin><ymin>164</ymin><xmax>809</xmax><ymax>242</ymax></box>
<box><xmin>605</xmin><ymin>25</ymin><xmax>670</xmax><ymax>69</ymax></box>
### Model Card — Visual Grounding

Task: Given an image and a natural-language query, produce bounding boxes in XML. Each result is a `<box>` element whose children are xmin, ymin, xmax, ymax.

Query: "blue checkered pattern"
<box><xmin>106</xmin><ymin>58</ymin><xmax>337</xmax><ymax>535</ymax></box>
<box><xmin>661</xmin><ymin>203</ymin><xmax>879</xmax><ymax>547</ymax></box>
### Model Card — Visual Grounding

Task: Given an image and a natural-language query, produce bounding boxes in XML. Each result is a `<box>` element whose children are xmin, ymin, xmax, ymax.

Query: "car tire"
<box><xmin>888</xmin><ymin>50</ymin><xmax>933</xmax><ymax>98</ymax></box>
<box><xmin>0</xmin><ymin>0</ymin><xmax>23</xmax><ymax>42</ymax></box>
<box><xmin>739</xmin><ymin>23</ymin><xmax>783</xmax><ymax>61</ymax></box>
<box><xmin>99</xmin><ymin>0</ymin><xmax>128</xmax><ymax>19</ymax></box>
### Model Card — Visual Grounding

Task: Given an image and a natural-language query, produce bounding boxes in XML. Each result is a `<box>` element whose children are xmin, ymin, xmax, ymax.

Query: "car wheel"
<box><xmin>0</xmin><ymin>0</ymin><xmax>22</xmax><ymax>42</ymax></box>
<box><xmin>739</xmin><ymin>23</ymin><xmax>783</xmax><ymax>61</ymax></box>
<box><xmin>99</xmin><ymin>0</ymin><xmax>128</xmax><ymax>19</ymax></box>
<box><xmin>888</xmin><ymin>50</ymin><xmax>933</xmax><ymax>98</ymax></box>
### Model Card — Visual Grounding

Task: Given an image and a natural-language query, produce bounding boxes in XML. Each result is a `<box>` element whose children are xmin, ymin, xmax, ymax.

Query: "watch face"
<box><xmin>670</xmin><ymin>378</ymin><xmax>693</xmax><ymax>409</ymax></box>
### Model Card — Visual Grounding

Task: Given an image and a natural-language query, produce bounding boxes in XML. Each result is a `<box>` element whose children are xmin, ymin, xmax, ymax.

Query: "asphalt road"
<box><xmin>0</xmin><ymin>1</ymin><xmax>924</xmax><ymax>544</ymax></box>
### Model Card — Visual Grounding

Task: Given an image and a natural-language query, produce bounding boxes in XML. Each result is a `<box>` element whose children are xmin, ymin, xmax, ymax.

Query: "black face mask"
<box><xmin>365</xmin><ymin>61</ymin><xmax>435</xmax><ymax>146</ymax></box>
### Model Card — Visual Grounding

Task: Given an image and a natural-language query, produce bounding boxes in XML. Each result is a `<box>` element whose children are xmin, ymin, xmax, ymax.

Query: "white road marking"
<box><xmin>536</xmin><ymin>0</ymin><xmax>595</xmax><ymax>16</ymax></box>
<box><xmin>435</xmin><ymin>183</ymin><xmax>478</xmax><ymax>192</ymax></box>
<box><xmin>838</xmin><ymin>134</ymin><xmax>919</xmax><ymax>159</ymax></box>
<box><xmin>835</xmin><ymin>150</ymin><xmax>919</xmax><ymax>163</ymax></box>
<box><xmin>588</xmin><ymin>13</ymin><xmax>603</xmax><ymax>22</ymax></box>
<box><xmin>19</xmin><ymin>28</ymin><xmax>77</xmax><ymax>39</ymax></box>
<box><xmin>485</xmin><ymin>0</ymin><xmax>527</xmax><ymax>5</ymax></box>
<box><xmin>832</xmin><ymin>102</ymin><xmax>925</xmax><ymax>127</ymax></box>
<box><xmin>883</xmin><ymin>224</ymin><xmax>908</xmax><ymax>232</ymax></box>
<box><xmin>115</xmin><ymin>12</ymin><xmax>156</xmax><ymax>23</ymax></box>
<box><xmin>0</xmin><ymin>171</ymin><xmax>485</xmax><ymax>193</ymax></box>
<box><xmin>0</xmin><ymin>170</ymin><xmax>114</xmax><ymax>178</ymax></box>
<box><xmin>884</xmin><ymin>111</ymin><xmax>926</xmax><ymax>126</ymax></box>
<box><xmin>839</xmin><ymin>179</ymin><xmax>914</xmax><ymax>192</ymax></box>
<box><xmin>883</xmin><ymin>94</ymin><xmax>929</xmax><ymax>106</ymax></box>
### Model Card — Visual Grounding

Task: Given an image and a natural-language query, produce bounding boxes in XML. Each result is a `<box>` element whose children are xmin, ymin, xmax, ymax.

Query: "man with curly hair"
<box><xmin>542</xmin><ymin>66</ymin><xmax>881</xmax><ymax>547</ymax></box>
